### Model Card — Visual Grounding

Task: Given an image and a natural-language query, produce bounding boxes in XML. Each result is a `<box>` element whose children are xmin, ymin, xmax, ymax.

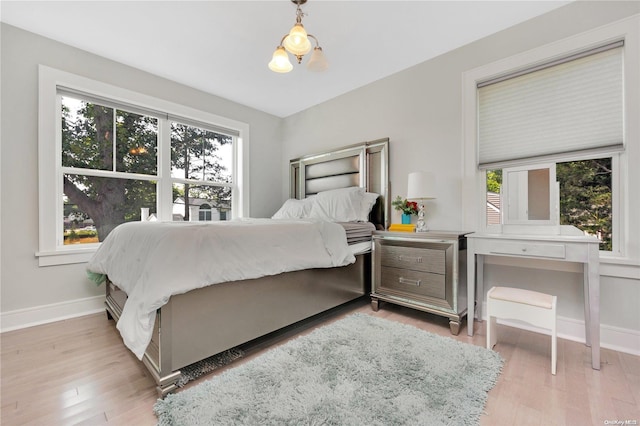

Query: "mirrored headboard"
<box><xmin>289</xmin><ymin>138</ymin><xmax>390</xmax><ymax>230</ymax></box>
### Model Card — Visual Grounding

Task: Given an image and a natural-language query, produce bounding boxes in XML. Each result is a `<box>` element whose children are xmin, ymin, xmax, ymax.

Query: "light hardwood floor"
<box><xmin>2</xmin><ymin>300</ymin><xmax>638</xmax><ymax>425</ymax></box>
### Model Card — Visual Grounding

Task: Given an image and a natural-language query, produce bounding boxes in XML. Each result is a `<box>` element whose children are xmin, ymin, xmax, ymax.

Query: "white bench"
<box><xmin>486</xmin><ymin>286</ymin><xmax>557</xmax><ymax>375</ymax></box>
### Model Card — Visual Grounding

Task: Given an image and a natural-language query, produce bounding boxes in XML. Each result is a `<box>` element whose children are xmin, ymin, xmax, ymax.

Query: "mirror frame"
<box><xmin>502</xmin><ymin>164</ymin><xmax>558</xmax><ymax>225</ymax></box>
<box><xmin>485</xmin><ymin>163</ymin><xmax>560</xmax><ymax>234</ymax></box>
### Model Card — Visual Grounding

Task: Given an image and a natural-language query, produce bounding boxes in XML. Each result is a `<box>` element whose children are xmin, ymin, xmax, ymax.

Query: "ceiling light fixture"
<box><xmin>268</xmin><ymin>0</ymin><xmax>328</xmax><ymax>73</ymax></box>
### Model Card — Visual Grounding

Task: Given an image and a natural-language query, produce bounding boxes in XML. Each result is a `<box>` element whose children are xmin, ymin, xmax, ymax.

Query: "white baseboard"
<box><xmin>482</xmin><ymin>302</ymin><xmax>640</xmax><ymax>356</ymax></box>
<box><xmin>1</xmin><ymin>295</ymin><xmax>106</xmax><ymax>333</ymax></box>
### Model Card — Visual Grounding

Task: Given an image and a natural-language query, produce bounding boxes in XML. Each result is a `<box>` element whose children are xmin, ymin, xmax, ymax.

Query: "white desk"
<box><xmin>466</xmin><ymin>230</ymin><xmax>601</xmax><ymax>370</ymax></box>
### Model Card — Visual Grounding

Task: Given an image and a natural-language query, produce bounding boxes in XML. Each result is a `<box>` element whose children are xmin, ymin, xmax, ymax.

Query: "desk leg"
<box><xmin>467</xmin><ymin>251</ymin><xmax>484</xmax><ymax>337</ymax></box>
<box><xmin>476</xmin><ymin>255</ymin><xmax>484</xmax><ymax>322</ymax></box>
<box><xmin>585</xmin><ymin>254</ymin><xmax>600</xmax><ymax>370</ymax></box>
<box><xmin>583</xmin><ymin>264</ymin><xmax>591</xmax><ymax>348</ymax></box>
<box><xmin>467</xmin><ymin>250</ymin><xmax>475</xmax><ymax>336</ymax></box>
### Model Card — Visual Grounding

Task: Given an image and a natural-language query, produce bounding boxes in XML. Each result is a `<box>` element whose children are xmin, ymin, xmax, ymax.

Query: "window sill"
<box><xmin>600</xmin><ymin>256</ymin><xmax>640</xmax><ymax>279</ymax></box>
<box><xmin>36</xmin><ymin>248</ymin><xmax>97</xmax><ymax>267</ymax></box>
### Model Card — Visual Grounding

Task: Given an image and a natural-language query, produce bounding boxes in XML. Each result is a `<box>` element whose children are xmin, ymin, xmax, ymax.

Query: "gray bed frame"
<box><xmin>105</xmin><ymin>138</ymin><xmax>389</xmax><ymax>396</ymax></box>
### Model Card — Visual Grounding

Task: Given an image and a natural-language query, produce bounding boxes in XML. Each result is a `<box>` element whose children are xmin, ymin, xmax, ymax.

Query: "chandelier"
<box><xmin>268</xmin><ymin>0</ymin><xmax>328</xmax><ymax>73</ymax></box>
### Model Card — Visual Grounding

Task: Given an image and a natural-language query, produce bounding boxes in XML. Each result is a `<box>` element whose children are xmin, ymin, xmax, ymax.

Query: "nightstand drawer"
<box><xmin>379</xmin><ymin>266</ymin><xmax>446</xmax><ymax>300</ymax></box>
<box><xmin>379</xmin><ymin>245</ymin><xmax>446</xmax><ymax>274</ymax></box>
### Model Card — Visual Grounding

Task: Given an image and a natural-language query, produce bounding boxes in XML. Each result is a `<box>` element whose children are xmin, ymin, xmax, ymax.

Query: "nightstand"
<box><xmin>371</xmin><ymin>230</ymin><xmax>469</xmax><ymax>335</ymax></box>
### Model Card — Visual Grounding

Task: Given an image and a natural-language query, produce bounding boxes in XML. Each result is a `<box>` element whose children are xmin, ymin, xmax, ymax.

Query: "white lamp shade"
<box><xmin>407</xmin><ymin>171</ymin><xmax>436</xmax><ymax>200</ymax></box>
<box><xmin>283</xmin><ymin>24</ymin><xmax>312</xmax><ymax>56</ymax></box>
<box><xmin>306</xmin><ymin>47</ymin><xmax>328</xmax><ymax>72</ymax></box>
<box><xmin>268</xmin><ymin>46</ymin><xmax>293</xmax><ymax>73</ymax></box>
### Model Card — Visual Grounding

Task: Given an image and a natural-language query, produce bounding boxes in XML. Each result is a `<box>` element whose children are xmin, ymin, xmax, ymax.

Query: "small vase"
<box><xmin>401</xmin><ymin>213</ymin><xmax>411</xmax><ymax>224</ymax></box>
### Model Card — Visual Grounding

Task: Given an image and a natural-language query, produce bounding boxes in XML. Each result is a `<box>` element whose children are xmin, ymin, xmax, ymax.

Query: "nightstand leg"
<box><xmin>371</xmin><ymin>298</ymin><xmax>380</xmax><ymax>312</ymax></box>
<box><xmin>449</xmin><ymin>320</ymin><xmax>461</xmax><ymax>336</ymax></box>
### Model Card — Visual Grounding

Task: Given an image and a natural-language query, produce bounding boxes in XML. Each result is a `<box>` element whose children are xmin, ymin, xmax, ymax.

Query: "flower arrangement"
<box><xmin>392</xmin><ymin>196</ymin><xmax>418</xmax><ymax>215</ymax></box>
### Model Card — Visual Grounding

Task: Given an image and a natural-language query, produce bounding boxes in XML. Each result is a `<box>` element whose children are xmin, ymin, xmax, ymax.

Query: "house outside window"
<box><xmin>37</xmin><ymin>66</ymin><xmax>250</xmax><ymax>266</ymax></box>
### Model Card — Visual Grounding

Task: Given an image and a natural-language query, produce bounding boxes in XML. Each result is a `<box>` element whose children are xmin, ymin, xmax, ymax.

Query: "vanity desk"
<box><xmin>466</xmin><ymin>227</ymin><xmax>601</xmax><ymax>370</ymax></box>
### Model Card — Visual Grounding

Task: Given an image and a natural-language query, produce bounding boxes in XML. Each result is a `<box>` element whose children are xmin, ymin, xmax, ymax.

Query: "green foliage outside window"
<box><xmin>486</xmin><ymin>170</ymin><xmax>502</xmax><ymax>194</ymax></box>
<box><xmin>557</xmin><ymin>158</ymin><xmax>612</xmax><ymax>251</ymax></box>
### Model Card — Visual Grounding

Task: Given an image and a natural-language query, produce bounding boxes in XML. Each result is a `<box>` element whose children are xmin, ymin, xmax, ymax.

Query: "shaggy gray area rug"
<box><xmin>154</xmin><ymin>313</ymin><xmax>503</xmax><ymax>426</ymax></box>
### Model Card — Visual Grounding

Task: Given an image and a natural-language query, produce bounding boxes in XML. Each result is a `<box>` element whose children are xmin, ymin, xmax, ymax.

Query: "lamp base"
<box><xmin>415</xmin><ymin>221</ymin><xmax>428</xmax><ymax>232</ymax></box>
<box><xmin>415</xmin><ymin>202</ymin><xmax>428</xmax><ymax>232</ymax></box>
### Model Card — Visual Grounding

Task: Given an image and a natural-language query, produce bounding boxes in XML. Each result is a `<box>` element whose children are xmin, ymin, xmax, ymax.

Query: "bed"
<box><xmin>94</xmin><ymin>138</ymin><xmax>390</xmax><ymax>396</ymax></box>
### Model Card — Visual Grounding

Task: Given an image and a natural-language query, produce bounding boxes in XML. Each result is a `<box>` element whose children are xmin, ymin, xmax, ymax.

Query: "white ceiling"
<box><xmin>1</xmin><ymin>1</ymin><xmax>570</xmax><ymax>117</ymax></box>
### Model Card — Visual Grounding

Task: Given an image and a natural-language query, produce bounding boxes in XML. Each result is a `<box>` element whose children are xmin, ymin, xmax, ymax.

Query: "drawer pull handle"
<box><xmin>398</xmin><ymin>255</ymin><xmax>423</xmax><ymax>263</ymax></box>
<box><xmin>399</xmin><ymin>277</ymin><xmax>421</xmax><ymax>286</ymax></box>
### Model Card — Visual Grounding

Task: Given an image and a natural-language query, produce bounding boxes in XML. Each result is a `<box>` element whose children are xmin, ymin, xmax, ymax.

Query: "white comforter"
<box><xmin>86</xmin><ymin>218</ymin><xmax>355</xmax><ymax>359</ymax></box>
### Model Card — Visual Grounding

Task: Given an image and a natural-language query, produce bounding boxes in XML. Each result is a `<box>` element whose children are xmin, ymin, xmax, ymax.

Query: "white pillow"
<box><xmin>308</xmin><ymin>187</ymin><xmax>365</xmax><ymax>222</ymax></box>
<box><xmin>272</xmin><ymin>198</ymin><xmax>314</xmax><ymax>219</ymax></box>
<box><xmin>359</xmin><ymin>192</ymin><xmax>379</xmax><ymax>222</ymax></box>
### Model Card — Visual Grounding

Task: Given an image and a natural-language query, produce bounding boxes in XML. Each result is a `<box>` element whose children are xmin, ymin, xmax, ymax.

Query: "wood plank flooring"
<box><xmin>1</xmin><ymin>300</ymin><xmax>638</xmax><ymax>425</ymax></box>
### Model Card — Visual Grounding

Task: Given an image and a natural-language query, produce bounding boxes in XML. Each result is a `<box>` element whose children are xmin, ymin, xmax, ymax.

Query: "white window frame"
<box><xmin>462</xmin><ymin>15</ymin><xmax>640</xmax><ymax>278</ymax></box>
<box><xmin>37</xmin><ymin>66</ymin><xmax>250</xmax><ymax>266</ymax></box>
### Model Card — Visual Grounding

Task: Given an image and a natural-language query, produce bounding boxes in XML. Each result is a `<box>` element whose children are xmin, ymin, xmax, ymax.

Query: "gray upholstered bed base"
<box><xmin>105</xmin><ymin>138</ymin><xmax>389</xmax><ymax>396</ymax></box>
<box><xmin>105</xmin><ymin>255</ymin><xmax>369</xmax><ymax>396</ymax></box>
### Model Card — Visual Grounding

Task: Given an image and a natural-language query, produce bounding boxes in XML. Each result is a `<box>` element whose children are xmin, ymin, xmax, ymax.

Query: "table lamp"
<box><xmin>407</xmin><ymin>171</ymin><xmax>436</xmax><ymax>232</ymax></box>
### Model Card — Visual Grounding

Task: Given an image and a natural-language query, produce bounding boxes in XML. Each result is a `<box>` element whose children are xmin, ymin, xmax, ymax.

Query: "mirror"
<box><xmin>486</xmin><ymin>164</ymin><xmax>559</xmax><ymax>227</ymax></box>
<box><xmin>505</xmin><ymin>168</ymin><xmax>550</xmax><ymax>221</ymax></box>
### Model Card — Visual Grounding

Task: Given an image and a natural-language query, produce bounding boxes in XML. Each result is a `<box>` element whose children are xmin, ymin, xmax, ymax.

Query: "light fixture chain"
<box><xmin>268</xmin><ymin>0</ymin><xmax>327</xmax><ymax>73</ymax></box>
<box><xmin>295</xmin><ymin>4</ymin><xmax>306</xmax><ymax>23</ymax></box>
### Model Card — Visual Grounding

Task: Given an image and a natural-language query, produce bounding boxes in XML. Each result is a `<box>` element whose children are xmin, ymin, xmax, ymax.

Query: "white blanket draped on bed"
<box><xmin>86</xmin><ymin>218</ymin><xmax>355</xmax><ymax>359</ymax></box>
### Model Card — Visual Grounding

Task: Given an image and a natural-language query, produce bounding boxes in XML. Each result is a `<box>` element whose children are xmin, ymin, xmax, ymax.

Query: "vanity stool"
<box><xmin>486</xmin><ymin>286</ymin><xmax>557</xmax><ymax>375</ymax></box>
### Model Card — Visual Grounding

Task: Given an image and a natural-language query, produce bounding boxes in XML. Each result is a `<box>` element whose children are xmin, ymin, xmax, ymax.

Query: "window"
<box><xmin>476</xmin><ymin>41</ymin><xmax>622</xmax><ymax>253</ymax></box>
<box><xmin>38</xmin><ymin>67</ymin><xmax>250</xmax><ymax>265</ymax></box>
<box><xmin>463</xmin><ymin>15</ymin><xmax>639</xmax><ymax>272</ymax></box>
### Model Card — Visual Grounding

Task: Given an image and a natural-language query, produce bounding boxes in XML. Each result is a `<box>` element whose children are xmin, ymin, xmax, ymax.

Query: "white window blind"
<box><xmin>477</xmin><ymin>42</ymin><xmax>623</xmax><ymax>168</ymax></box>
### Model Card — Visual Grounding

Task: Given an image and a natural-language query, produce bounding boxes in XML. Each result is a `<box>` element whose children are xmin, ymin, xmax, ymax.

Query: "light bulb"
<box><xmin>268</xmin><ymin>46</ymin><xmax>293</xmax><ymax>73</ymax></box>
<box><xmin>283</xmin><ymin>23</ymin><xmax>311</xmax><ymax>56</ymax></box>
<box><xmin>307</xmin><ymin>46</ymin><xmax>328</xmax><ymax>72</ymax></box>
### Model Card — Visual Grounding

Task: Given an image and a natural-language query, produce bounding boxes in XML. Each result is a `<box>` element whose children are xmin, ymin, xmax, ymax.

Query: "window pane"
<box><xmin>485</xmin><ymin>160</ymin><xmax>612</xmax><ymax>251</ymax></box>
<box><xmin>62</xmin><ymin>96</ymin><xmax>114</xmax><ymax>171</ymax></box>
<box><xmin>62</xmin><ymin>96</ymin><xmax>158</xmax><ymax>175</ymax></box>
<box><xmin>485</xmin><ymin>169</ymin><xmax>502</xmax><ymax>225</ymax></box>
<box><xmin>115</xmin><ymin>110</ymin><xmax>158</xmax><ymax>175</ymax></box>
<box><xmin>171</xmin><ymin>122</ymin><xmax>233</xmax><ymax>183</ymax></box>
<box><xmin>172</xmin><ymin>183</ymin><xmax>231</xmax><ymax>222</ymax></box>
<box><xmin>63</xmin><ymin>174</ymin><xmax>156</xmax><ymax>244</ymax></box>
<box><xmin>557</xmin><ymin>158</ymin><xmax>612</xmax><ymax>251</ymax></box>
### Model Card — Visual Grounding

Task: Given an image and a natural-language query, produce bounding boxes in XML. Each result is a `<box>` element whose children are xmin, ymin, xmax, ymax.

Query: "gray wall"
<box><xmin>1</xmin><ymin>1</ymin><xmax>638</xmax><ymax>346</ymax></box>
<box><xmin>0</xmin><ymin>24</ymin><xmax>282</xmax><ymax>314</ymax></box>
<box><xmin>280</xmin><ymin>2</ymin><xmax>640</xmax><ymax>335</ymax></box>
